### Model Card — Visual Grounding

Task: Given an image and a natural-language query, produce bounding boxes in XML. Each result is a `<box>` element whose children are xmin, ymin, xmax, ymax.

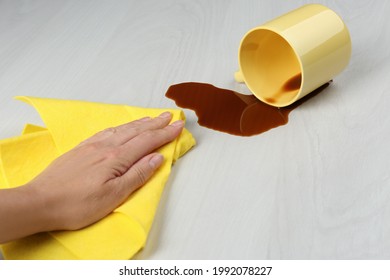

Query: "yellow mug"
<box><xmin>235</xmin><ymin>4</ymin><xmax>352</xmax><ymax>107</ymax></box>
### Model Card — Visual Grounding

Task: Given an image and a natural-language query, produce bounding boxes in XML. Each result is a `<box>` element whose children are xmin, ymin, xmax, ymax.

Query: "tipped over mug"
<box><xmin>234</xmin><ymin>4</ymin><xmax>352</xmax><ymax>107</ymax></box>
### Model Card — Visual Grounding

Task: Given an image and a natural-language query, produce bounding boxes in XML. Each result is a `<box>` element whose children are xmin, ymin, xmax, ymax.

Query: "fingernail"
<box><xmin>159</xmin><ymin>111</ymin><xmax>172</xmax><ymax>118</ymax></box>
<box><xmin>149</xmin><ymin>154</ymin><xmax>164</xmax><ymax>169</ymax></box>
<box><xmin>170</xmin><ymin>120</ymin><xmax>184</xmax><ymax>127</ymax></box>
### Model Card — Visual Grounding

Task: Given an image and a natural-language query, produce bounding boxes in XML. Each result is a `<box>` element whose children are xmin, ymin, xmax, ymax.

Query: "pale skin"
<box><xmin>0</xmin><ymin>111</ymin><xmax>184</xmax><ymax>244</ymax></box>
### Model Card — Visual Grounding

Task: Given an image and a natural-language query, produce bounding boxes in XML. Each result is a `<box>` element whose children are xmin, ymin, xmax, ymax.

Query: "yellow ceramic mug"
<box><xmin>235</xmin><ymin>4</ymin><xmax>351</xmax><ymax>107</ymax></box>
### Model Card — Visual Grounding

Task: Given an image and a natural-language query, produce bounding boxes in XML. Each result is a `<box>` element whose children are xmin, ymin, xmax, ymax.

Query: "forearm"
<box><xmin>0</xmin><ymin>185</ymin><xmax>49</xmax><ymax>244</ymax></box>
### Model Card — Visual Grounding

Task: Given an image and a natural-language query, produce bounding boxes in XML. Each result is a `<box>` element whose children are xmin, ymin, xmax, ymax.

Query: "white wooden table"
<box><xmin>1</xmin><ymin>0</ymin><xmax>390</xmax><ymax>259</ymax></box>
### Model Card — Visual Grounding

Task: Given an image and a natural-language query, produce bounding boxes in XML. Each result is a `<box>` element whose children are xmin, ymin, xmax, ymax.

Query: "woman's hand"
<box><xmin>0</xmin><ymin>112</ymin><xmax>184</xmax><ymax>243</ymax></box>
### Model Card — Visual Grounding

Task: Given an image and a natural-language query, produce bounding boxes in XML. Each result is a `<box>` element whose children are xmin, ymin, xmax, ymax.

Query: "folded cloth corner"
<box><xmin>0</xmin><ymin>96</ymin><xmax>195</xmax><ymax>260</ymax></box>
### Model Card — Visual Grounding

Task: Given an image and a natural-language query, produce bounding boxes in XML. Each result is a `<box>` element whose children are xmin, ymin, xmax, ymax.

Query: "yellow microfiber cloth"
<box><xmin>0</xmin><ymin>96</ymin><xmax>195</xmax><ymax>260</ymax></box>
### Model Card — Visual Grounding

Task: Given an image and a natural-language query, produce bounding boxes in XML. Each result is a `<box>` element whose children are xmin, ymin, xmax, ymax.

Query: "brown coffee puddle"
<box><xmin>165</xmin><ymin>81</ymin><xmax>330</xmax><ymax>136</ymax></box>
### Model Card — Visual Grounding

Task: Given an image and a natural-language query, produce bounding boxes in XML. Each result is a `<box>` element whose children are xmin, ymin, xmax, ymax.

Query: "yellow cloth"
<box><xmin>0</xmin><ymin>96</ymin><xmax>195</xmax><ymax>259</ymax></box>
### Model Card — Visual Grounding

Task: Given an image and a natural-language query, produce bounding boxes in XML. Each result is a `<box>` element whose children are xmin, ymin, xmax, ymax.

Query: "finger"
<box><xmin>112</xmin><ymin>112</ymin><xmax>172</xmax><ymax>144</ymax></box>
<box><xmin>102</xmin><ymin>111</ymin><xmax>173</xmax><ymax>146</ymax></box>
<box><xmin>118</xmin><ymin>120</ymin><xmax>184</xmax><ymax>166</ymax></box>
<box><xmin>78</xmin><ymin>116</ymin><xmax>151</xmax><ymax>146</ymax></box>
<box><xmin>78</xmin><ymin>112</ymin><xmax>172</xmax><ymax>147</ymax></box>
<box><xmin>114</xmin><ymin>153</ymin><xmax>164</xmax><ymax>197</ymax></box>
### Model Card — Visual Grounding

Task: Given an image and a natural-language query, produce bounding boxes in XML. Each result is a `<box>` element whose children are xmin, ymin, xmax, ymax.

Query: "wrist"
<box><xmin>14</xmin><ymin>183</ymin><xmax>52</xmax><ymax>236</ymax></box>
<box><xmin>0</xmin><ymin>183</ymin><xmax>53</xmax><ymax>244</ymax></box>
<box><xmin>18</xmin><ymin>182</ymin><xmax>54</xmax><ymax>234</ymax></box>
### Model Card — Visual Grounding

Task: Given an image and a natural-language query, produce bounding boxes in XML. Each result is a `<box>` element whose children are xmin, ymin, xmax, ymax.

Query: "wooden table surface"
<box><xmin>1</xmin><ymin>0</ymin><xmax>390</xmax><ymax>259</ymax></box>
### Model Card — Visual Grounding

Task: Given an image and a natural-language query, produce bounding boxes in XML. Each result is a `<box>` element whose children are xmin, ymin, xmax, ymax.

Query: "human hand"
<box><xmin>25</xmin><ymin>112</ymin><xmax>183</xmax><ymax>233</ymax></box>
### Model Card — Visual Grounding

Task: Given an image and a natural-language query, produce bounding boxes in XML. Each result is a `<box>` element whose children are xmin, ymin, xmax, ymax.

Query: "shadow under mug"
<box><xmin>235</xmin><ymin>4</ymin><xmax>352</xmax><ymax>107</ymax></box>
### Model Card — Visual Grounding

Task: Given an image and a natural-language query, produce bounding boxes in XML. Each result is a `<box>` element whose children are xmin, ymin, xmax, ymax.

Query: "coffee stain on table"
<box><xmin>165</xmin><ymin>81</ymin><xmax>330</xmax><ymax>136</ymax></box>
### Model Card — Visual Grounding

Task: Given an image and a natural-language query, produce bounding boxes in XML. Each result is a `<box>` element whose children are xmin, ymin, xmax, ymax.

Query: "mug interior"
<box><xmin>239</xmin><ymin>29</ymin><xmax>302</xmax><ymax>107</ymax></box>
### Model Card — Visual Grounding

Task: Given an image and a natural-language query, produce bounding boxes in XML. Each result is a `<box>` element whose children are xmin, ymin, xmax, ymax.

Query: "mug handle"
<box><xmin>234</xmin><ymin>70</ymin><xmax>245</xmax><ymax>83</ymax></box>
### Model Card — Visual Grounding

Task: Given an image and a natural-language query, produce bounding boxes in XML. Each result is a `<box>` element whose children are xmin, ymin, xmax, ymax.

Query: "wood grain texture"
<box><xmin>1</xmin><ymin>0</ymin><xmax>390</xmax><ymax>259</ymax></box>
